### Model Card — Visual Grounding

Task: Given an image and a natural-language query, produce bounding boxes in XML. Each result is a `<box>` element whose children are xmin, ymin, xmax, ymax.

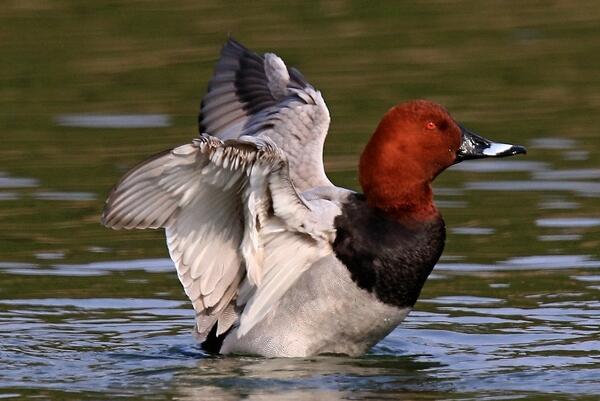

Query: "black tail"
<box><xmin>200</xmin><ymin>323</ymin><xmax>232</xmax><ymax>354</ymax></box>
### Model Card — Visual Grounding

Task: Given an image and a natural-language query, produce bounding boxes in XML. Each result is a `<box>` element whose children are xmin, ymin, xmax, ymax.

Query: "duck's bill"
<box><xmin>455</xmin><ymin>125</ymin><xmax>527</xmax><ymax>163</ymax></box>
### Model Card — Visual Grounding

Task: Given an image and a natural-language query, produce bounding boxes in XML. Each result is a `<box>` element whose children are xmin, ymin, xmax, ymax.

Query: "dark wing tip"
<box><xmin>197</xmin><ymin>38</ymin><xmax>314</xmax><ymax>138</ymax></box>
<box><xmin>288</xmin><ymin>66</ymin><xmax>309</xmax><ymax>89</ymax></box>
<box><xmin>224</xmin><ymin>36</ymin><xmax>248</xmax><ymax>52</ymax></box>
<box><xmin>199</xmin><ymin>38</ymin><xmax>276</xmax><ymax>137</ymax></box>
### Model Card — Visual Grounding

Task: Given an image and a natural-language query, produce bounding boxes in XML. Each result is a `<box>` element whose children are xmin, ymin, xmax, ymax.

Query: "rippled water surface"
<box><xmin>1</xmin><ymin>2</ymin><xmax>599</xmax><ymax>400</ymax></box>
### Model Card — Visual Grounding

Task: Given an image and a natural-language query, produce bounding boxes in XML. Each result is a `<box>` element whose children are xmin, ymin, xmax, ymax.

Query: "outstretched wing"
<box><xmin>199</xmin><ymin>38</ymin><xmax>332</xmax><ymax>191</ymax></box>
<box><xmin>102</xmin><ymin>135</ymin><xmax>338</xmax><ymax>338</ymax></box>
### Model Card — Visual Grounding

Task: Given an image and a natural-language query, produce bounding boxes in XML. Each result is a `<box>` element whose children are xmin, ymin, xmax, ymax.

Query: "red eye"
<box><xmin>425</xmin><ymin>121</ymin><xmax>437</xmax><ymax>130</ymax></box>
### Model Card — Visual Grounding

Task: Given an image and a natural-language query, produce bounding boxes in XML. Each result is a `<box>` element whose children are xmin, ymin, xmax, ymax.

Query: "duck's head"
<box><xmin>359</xmin><ymin>100</ymin><xmax>526</xmax><ymax>220</ymax></box>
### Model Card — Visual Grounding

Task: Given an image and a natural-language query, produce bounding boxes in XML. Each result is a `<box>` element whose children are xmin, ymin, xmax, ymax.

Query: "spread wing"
<box><xmin>102</xmin><ymin>135</ymin><xmax>340</xmax><ymax>339</ymax></box>
<box><xmin>199</xmin><ymin>38</ymin><xmax>332</xmax><ymax>191</ymax></box>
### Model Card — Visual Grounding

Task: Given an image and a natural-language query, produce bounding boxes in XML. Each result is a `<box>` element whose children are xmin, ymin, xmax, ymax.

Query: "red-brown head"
<box><xmin>359</xmin><ymin>100</ymin><xmax>526</xmax><ymax>221</ymax></box>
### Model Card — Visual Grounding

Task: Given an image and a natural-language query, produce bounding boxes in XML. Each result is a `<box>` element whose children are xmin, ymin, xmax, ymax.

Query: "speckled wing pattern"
<box><xmin>101</xmin><ymin>135</ymin><xmax>339</xmax><ymax>339</ymax></box>
<box><xmin>199</xmin><ymin>38</ymin><xmax>332</xmax><ymax>191</ymax></box>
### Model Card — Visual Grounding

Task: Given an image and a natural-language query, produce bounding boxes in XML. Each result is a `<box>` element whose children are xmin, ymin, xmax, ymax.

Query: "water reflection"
<box><xmin>34</xmin><ymin>251</ymin><xmax>65</xmax><ymax>260</ymax></box>
<box><xmin>538</xmin><ymin>234</ymin><xmax>583</xmax><ymax>242</ymax></box>
<box><xmin>529</xmin><ymin>138</ymin><xmax>577</xmax><ymax>150</ymax></box>
<box><xmin>172</xmin><ymin>355</ymin><xmax>446</xmax><ymax>400</ymax></box>
<box><xmin>538</xmin><ymin>199</ymin><xmax>579</xmax><ymax>210</ymax></box>
<box><xmin>465</xmin><ymin>180</ymin><xmax>600</xmax><ymax>196</ymax></box>
<box><xmin>55</xmin><ymin>114</ymin><xmax>171</xmax><ymax>129</ymax></box>
<box><xmin>450</xmin><ymin>160</ymin><xmax>548</xmax><ymax>173</ymax></box>
<box><xmin>437</xmin><ymin>254</ymin><xmax>600</xmax><ymax>271</ymax></box>
<box><xmin>533</xmin><ymin>168</ymin><xmax>600</xmax><ymax>180</ymax></box>
<box><xmin>52</xmin><ymin>258</ymin><xmax>175</xmax><ymax>273</ymax></box>
<box><xmin>0</xmin><ymin>258</ymin><xmax>174</xmax><ymax>276</ymax></box>
<box><xmin>421</xmin><ymin>296</ymin><xmax>503</xmax><ymax>305</ymax></box>
<box><xmin>0</xmin><ymin>175</ymin><xmax>38</xmax><ymax>188</ymax></box>
<box><xmin>571</xmin><ymin>275</ymin><xmax>600</xmax><ymax>282</ymax></box>
<box><xmin>1</xmin><ymin>260</ymin><xmax>599</xmax><ymax>398</ymax></box>
<box><xmin>451</xmin><ymin>227</ymin><xmax>495</xmax><ymax>235</ymax></box>
<box><xmin>562</xmin><ymin>150</ymin><xmax>589</xmax><ymax>161</ymax></box>
<box><xmin>33</xmin><ymin>191</ymin><xmax>97</xmax><ymax>201</ymax></box>
<box><xmin>0</xmin><ymin>192</ymin><xmax>19</xmax><ymax>201</ymax></box>
<box><xmin>536</xmin><ymin>218</ymin><xmax>600</xmax><ymax>228</ymax></box>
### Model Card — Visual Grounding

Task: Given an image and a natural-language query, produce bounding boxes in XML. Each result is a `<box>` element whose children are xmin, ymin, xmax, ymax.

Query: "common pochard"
<box><xmin>102</xmin><ymin>39</ymin><xmax>526</xmax><ymax>357</ymax></box>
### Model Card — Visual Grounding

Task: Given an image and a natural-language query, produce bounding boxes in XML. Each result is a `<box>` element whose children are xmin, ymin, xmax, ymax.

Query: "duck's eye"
<box><xmin>425</xmin><ymin>121</ymin><xmax>437</xmax><ymax>130</ymax></box>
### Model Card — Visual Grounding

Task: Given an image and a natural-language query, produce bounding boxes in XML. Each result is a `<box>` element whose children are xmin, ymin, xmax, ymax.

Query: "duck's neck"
<box><xmin>361</xmin><ymin>172</ymin><xmax>438</xmax><ymax>222</ymax></box>
<box><xmin>359</xmin><ymin>136</ymin><xmax>439</xmax><ymax>223</ymax></box>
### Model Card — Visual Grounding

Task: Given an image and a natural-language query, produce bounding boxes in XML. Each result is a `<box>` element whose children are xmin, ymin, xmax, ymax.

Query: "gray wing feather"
<box><xmin>102</xmin><ymin>134</ymin><xmax>338</xmax><ymax>340</ymax></box>
<box><xmin>199</xmin><ymin>38</ymin><xmax>332</xmax><ymax>191</ymax></box>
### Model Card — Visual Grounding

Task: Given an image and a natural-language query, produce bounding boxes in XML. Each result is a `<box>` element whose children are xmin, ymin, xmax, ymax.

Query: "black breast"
<box><xmin>332</xmin><ymin>194</ymin><xmax>445</xmax><ymax>308</ymax></box>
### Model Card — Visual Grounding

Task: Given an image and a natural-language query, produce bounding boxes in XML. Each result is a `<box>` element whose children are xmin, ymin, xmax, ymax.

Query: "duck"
<box><xmin>101</xmin><ymin>38</ymin><xmax>526</xmax><ymax>357</ymax></box>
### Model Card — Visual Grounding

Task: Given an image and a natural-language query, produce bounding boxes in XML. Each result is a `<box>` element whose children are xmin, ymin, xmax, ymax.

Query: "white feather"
<box><xmin>102</xmin><ymin>134</ymin><xmax>343</xmax><ymax>339</ymax></box>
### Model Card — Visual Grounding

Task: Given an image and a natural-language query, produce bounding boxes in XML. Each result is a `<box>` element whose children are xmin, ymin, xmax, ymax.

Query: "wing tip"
<box><xmin>99</xmin><ymin>146</ymin><xmax>186</xmax><ymax>231</ymax></box>
<box><xmin>100</xmin><ymin>204</ymin><xmax>125</xmax><ymax>230</ymax></box>
<box><xmin>100</xmin><ymin>187</ymin><xmax>120</xmax><ymax>229</ymax></box>
<box><xmin>99</xmin><ymin>208</ymin><xmax>110</xmax><ymax>228</ymax></box>
<box><xmin>224</xmin><ymin>36</ymin><xmax>247</xmax><ymax>52</ymax></box>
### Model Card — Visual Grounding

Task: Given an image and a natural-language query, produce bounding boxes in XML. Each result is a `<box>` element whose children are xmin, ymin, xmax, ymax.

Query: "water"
<box><xmin>1</xmin><ymin>2</ymin><xmax>599</xmax><ymax>400</ymax></box>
